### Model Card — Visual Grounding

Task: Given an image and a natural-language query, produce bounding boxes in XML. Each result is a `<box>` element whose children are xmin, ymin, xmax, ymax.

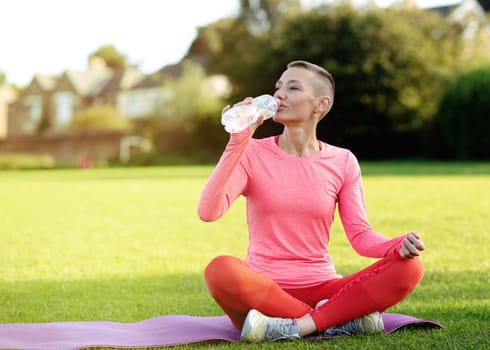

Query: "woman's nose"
<box><xmin>273</xmin><ymin>89</ymin><xmax>284</xmax><ymax>100</ymax></box>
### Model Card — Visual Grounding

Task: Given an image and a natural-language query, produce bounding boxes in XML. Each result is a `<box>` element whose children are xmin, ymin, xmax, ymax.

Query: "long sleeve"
<box><xmin>338</xmin><ymin>152</ymin><xmax>404</xmax><ymax>258</ymax></box>
<box><xmin>198</xmin><ymin>138</ymin><xmax>408</xmax><ymax>288</ymax></box>
<box><xmin>197</xmin><ymin>130</ymin><xmax>252</xmax><ymax>222</ymax></box>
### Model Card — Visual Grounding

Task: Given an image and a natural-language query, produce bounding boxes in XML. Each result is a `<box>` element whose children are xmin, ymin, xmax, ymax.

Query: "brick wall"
<box><xmin>0</xmin><ymin>131</ymin><xmax>128</xmax><ymax>166</ymax></box>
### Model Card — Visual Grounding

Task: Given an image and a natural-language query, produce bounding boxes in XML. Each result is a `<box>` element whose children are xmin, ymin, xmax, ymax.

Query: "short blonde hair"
<box><xmin>287</xmin><ymin>60</ymin><xmax>335</xmax><ymax>104</ymax></box>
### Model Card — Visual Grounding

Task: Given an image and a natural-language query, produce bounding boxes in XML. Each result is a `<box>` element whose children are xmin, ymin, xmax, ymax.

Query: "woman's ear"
<box><xmin>316</xmin><ymin>95</ymin><xmax>332</xmax><ymax>117</ymax></box>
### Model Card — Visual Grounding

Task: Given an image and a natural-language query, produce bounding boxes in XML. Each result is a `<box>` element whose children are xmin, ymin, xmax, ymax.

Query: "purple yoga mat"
<box><xmin>0</xmin><ymin>313</ymin><xmax>442</xmax><ymax>350</ymax></box>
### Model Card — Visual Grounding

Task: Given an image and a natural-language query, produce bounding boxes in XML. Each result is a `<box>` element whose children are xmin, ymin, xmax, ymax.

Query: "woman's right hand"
<box><xmin>248</xmin><ymin>115</ymin><xmax>265</xmax><ymax>133</ymax></box>
<box><xmin>222</xmin><ymin>97</ymin><xmax>264</xmax><ymax>134</ymax></box>
<box><xmin>221</xmin><ymin>97</ymin><xmax>254</xmax><ymax>115</ymax></box>
<box><xmin>399</xmin><ymin>232</ymin><xmax>425</xmax><ymax>259</ymax></box>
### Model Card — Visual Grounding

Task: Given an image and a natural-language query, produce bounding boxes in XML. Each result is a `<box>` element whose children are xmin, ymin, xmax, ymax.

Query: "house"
<box><xmin>3</xmin><ymin>57</ymin><xmax>146</xmax><ymax>164</ymax></box>
<box><xmin>0</xmin><ymin>84</ymin><xmax>17</xmax><ymax>139</ymax></box>
<box><xmin>2</xmin><ymin>56</ymin><xmax>229</xmax><ymax>165</ymax></box>
<box><xmin>427</xmin><ymin>0</ymin><xmax>490</xmax><ymax>40</ymax></box>
<box><xmin>7</xmin><ymin>57</ymin><xmax>144</xmax><ymax>137</ymax></box>
<box><xmin>116</xmin><ymin>63</ymin><xmax>180</xmax><ymax>118</ymax></box>
<box><xmin>117</xmin><ymin>58</ymin><xmax>230</xmax><ymax>119</ymax></box>
<box><xmin>7</xmin><ymin>56</ymin><xmax>229</xmax><ymax>136</ymax></box>
<box><xmin>429</xmin><ymin>0</ymin><xmax>490</xmax><ymax>15</ymax></box>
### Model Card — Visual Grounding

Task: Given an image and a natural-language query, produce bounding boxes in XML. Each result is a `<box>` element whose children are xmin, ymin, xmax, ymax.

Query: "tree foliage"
<box><xmin>202</xmin><ymin>0</ymin><xmax>302</xmax><ymax>102</ymax></box>
<box><xmin>131</xmin><ymin>60</ymin><xmax>229</xmax><ymax>164</ymax></box>
<box><xmin>159</xmin><ymin>60</ymin><xmax>226</xmax><ymax>119</ymax></box>
<box><xmin>429</xmin><ymin>66</ymin><xmax>490</xmax><ymax>160</ymax></box>
<box><xmin>180</xmin><ymin>1</ymin><xmax>490</xmax><ymax>160</ymax></box>
<box><xmin>202</xmin><ymin>3</ymin><xmax>469</xmax><ymax>158</ymax></box>
<box><xmin>237</xmin><ymin>0</ymin><xmax>302</xmax><ymax>34</ymax></box>
<box><xmin>88</xmin><ymin>45</ymin><xmax>127</xmax><ymax>70</ymax></box>
<box><xmin>186</xmin><ymin>19</ymin><xmax>234</xmax><ymax>67</ymax></box>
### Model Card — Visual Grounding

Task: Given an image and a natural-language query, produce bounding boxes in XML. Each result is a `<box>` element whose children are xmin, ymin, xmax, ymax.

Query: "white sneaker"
<box><xmin>240</xmin><ymin>309</ymin><xmax>301</xmax><ymax>342</ymax></box>
<box><xmin>322</xmin><ymin>312</ymin><xmax>384</xmax><ymax>337</ymax></box>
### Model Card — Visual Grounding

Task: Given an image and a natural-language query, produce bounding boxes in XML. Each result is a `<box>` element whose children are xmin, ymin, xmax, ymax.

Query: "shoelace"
<box><xmin>264</xmin><ymin>318</ymin><xmax>295</xmax><ymax>341</ymax></box>
<box><xmin>322</xmin><ymin>319</ymin><xmax>363</xmax><ymax>337</ymax></box>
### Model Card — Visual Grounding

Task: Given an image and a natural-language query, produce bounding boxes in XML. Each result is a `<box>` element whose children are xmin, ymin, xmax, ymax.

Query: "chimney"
<box><xmin>88</xmin><ymin>56</ymin><xmax>110</xmax><ymax>73</ymax></box>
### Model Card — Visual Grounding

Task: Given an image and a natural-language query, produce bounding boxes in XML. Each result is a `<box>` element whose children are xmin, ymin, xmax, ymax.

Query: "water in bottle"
<box><xmin>221</xmin><ymin>94</ymin><xmax>279</xmax><ymax>133</ymax></box>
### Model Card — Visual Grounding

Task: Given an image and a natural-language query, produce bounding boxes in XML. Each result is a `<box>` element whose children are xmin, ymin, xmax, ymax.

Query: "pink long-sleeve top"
<box><xmin>198</xmin><ymin>130</ymin><xmax>405</xmax><ymax>288</ymax></box>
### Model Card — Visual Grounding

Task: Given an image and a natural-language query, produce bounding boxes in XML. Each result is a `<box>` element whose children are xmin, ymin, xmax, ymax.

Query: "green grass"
<box><xmin>1</xmin><ymin>162</ymin><xmax>489</xmax><ymax>349</ymax></box>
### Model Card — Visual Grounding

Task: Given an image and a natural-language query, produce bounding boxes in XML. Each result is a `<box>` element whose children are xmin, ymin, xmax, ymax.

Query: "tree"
<box><xmin>201</xmin><ymin>0</ymin><xmax>303</xmax><ymax>103</ymax></box>
<box><xmin>158</xmin><ymin>60</ymin><xmax>226</xmax><ymax>119</ymax></box>
<box><xmin>133</xmin><ymin>60</ymin><xmax>229</xmax><ymax>163</ymax></box>
<box><xmin>429</xmin><ymin>66</ymin><xmax>490</xmax><ymax>160</ymax></box>
<box><xmin>186</xmin><ymin>19</ymin><xmax>234</xmax><ymax>67</ymax></box>
<box><xmin>0</xmin><ymin>71</ymin><xmax>5</xmax><ymax>85</ymax></box>
<box><xmin>88</xmin><ymin>45</ymin><xmax>127</xmax><ymax>70</ymax></box>
<box><xmin>238</xmin><ymin>0</ymin><xmax>302</xmax><ymax>35</ymax></box>
<box><xmin>206</xmin><ymin>3</ymin><xmax>465</xmax><ymax>157</ymax></box>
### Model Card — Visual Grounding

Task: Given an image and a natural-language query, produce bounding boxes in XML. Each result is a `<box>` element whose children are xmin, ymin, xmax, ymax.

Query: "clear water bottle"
<box><xmin>221</xmin><ymin>94</ymin><xmax>280</xmax><ymax>133</ymax></box>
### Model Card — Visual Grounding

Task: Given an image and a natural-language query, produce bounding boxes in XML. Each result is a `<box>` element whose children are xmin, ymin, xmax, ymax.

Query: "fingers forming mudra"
<box><xmin>400</xmin><ymin>232</ymin><xmax>425</xmax><ymax>259</ymax></box>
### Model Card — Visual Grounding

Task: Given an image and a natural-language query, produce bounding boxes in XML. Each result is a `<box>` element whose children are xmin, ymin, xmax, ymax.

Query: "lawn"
<box><xmin>0</xmin><ymin>162</ymin><xmax>489</xmax><ymax>349</ymax></box>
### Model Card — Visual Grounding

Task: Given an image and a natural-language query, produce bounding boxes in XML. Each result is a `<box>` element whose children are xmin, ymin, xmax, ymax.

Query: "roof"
<box><xmin>477</xmin><ymin>0</ymin><xmax>489</xmax><ymax>11</ymax></box>
<box><xmin>98</xmin><ymin>67</ymin><xmax>145</xmax><ymax>94</ymax></box>
<box><xmin>427</xmin><ymin>4</ymin><xmax>459</xmax><ymax>16</ymax></box>
<box><xmin>24</xmin><ymin>66</ymin><xmax>144</xmax><ymax>98</ymax></box>
<box><xmin>133</xmin><ymin>63</ymin><xmax>183</xmax><ymax>89</ymax></box>
<box><xmin>64</xmin><ymin>69</ymin><xmax>113</xmax><ymax>96</ymax></box>
<box><xmin>34</xmin><ymin>74</ymin><xmax>58</xmax><ymax>91</ymax></box>
<box><xmin>131</xmin><ymin>56</ymin><xmax>207</xmax><ymax>90</ymax></box>
<box><xmin>427</xmin><ymin>0</ymin><xmax>489</xmax><ymax>17</ymax></box>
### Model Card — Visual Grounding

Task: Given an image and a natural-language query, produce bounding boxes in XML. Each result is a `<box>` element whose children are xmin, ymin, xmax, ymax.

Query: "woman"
<box><xmin>198</xmin><ymin>60</ymin><xmax>425</xmax><ymax>342</ymax></box>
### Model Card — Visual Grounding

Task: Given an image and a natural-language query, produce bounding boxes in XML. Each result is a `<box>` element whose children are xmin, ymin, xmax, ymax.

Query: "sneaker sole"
<box><xmin>240</xmin><ymin>309</ymin><xmax>264</xmax><ymax>342</ymax></box>
<box><xmin>360</xmin><ymin>312</ymin><xmax>385</xmax><ymax>333</ymax></box>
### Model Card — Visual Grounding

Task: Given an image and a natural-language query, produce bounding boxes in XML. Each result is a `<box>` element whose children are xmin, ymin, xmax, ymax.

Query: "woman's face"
<box><xmin>273</xmin><ymin>67</ymin><xmax>319</xmax><ymax>124</ymax></box>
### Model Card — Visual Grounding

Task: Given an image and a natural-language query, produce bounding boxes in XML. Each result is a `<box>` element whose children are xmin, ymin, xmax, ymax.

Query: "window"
<box><xmin>22</xmin><ymin>95</ymin><xmax>42</xmax><ymax>132</ymax></box>
<box><xmin>24</xmin><ymin>95</ymin><xmax>42</xmax><ymax>122</ymax></box>
<box><xmin>117</xmin><ymin>92</ymin><xmax>141</xmax><ymax>118</ymax></box>
<box><xmin>53</xmin><ymin>92</ymin><xmax>75</xmax><ymax>125</ymax></box>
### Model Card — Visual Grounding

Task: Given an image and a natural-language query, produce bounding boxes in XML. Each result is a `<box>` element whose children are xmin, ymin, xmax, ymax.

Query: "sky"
<box><xmin>1</xmin><ymin>0</ymin><xmax>460</xmax><ymax>86</ymax></box>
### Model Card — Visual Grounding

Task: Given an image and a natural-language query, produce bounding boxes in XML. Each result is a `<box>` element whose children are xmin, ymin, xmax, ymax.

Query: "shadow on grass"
<box><xmin>0</xmin><ymin>272</ymin><xmax>222</xmax><ymax>324</ymax></box>
<box><xmin>1</xmin><ymin>270</ymin><xmax>488</xmax><ymax>350</ymax></box>
<box><xmin>1</xmin><ymin>269</ymin><xmax>488</xmax><ymax>326</ymax></box>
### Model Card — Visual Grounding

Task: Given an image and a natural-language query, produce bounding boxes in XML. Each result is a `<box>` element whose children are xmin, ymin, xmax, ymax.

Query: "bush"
<box><xmin>429</xmin><ymin>67</ymin><xmax>490</xmax><ymax>160</ymax></box>
<box><xmin>70</xmin><ymin>106</ymin><xmax>132</xmax><ymax>132</ymax></box>
<box><xmin>129</xmin><ymin>114</ymin><xmax>226</xmax><ymax>165</ymax></box>
<box><xmin>0</xmin><ymin>153</ymin><xmax>56</xmax><ymax>170</ymax></box>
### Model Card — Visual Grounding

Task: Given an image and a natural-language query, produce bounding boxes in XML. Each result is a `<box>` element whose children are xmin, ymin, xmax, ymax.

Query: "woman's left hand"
<box><xmin>399</xmin><ymin>232</ymin><xmax>425</xmax><ymax>259</ymax></box>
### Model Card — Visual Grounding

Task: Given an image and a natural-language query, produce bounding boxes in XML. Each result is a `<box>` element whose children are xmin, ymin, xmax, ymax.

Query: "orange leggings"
<box><xmin>204</xmin><ymin>254</ymin><xmax>423</xmax><ymax>331</ymax></box>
